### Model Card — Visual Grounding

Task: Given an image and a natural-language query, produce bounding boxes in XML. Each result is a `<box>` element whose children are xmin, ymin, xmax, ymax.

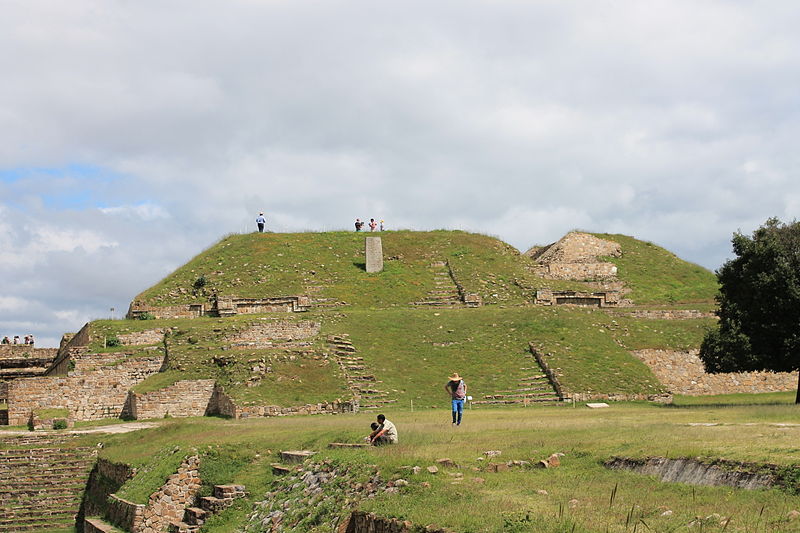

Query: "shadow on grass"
<box><xmin>353</xmin><ymin>262</ymin><xmax>366</xmax><ymax>271</ymax></box>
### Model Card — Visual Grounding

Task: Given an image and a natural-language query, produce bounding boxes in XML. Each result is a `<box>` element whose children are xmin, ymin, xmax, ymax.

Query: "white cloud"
<box><xmin>2</xmin><ymin>0</ymin><xmax>800</xmax><ymax>344</ymax></box>
<box><xmin>99</xmin><ymin>203</ymin><xmax>170</xmax><ymax>221</ymax></box>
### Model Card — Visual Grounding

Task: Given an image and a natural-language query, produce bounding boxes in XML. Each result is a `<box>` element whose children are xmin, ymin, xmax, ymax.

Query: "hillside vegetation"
<box><xmin>103</xmin><ymin>230</ymin><xmax>721</xmax><ymax>408</ymax></box>
<box><xmin>135</xmin><ymin>231</ymin><xmax>716</xmax><ymax>309</ymax></box>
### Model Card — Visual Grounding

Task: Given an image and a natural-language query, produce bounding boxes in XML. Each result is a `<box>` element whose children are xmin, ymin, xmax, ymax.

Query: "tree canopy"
<box><xmin>700</xmin><ymin>217</ymin><xmax>800</xmax><ymax>403</ymax></box>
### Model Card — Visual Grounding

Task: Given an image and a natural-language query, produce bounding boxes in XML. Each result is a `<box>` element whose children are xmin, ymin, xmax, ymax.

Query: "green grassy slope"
<box><xmin>135</xmin><ymin>231</ymin><xmax>718</xmax><ymax>310</ymax></box>
<box><xmin>99</xmin><ymin>230</ymin><xmax>722</xmax><ymax>408</ymax></box>
<box><xmin>90</xmin><ymin>305</ymin><xmax>695</xmax><ymax>410</ymax></box>
<box><xmin>593</xmin><ymin>233</ymin><xmax>718</xmax><ymax>305</ymax></box>
<box><xmin>94</xmin><ymin>405</ymin><xmax>800</xmax><ymax>532</ymax></box>
<box><xmin>134</xmin><ymin>231</ymin><xmax>592</xmax><ymax>309</ymax></box>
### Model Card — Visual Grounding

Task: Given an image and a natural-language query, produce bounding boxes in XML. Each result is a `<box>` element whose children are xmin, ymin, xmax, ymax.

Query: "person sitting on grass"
<box><xmin>370</xmin><ymin>414</ymin><xmax>398</xmax><ymax>446</ymax></box>
<box><xmin>364</xmin><ymin>422</ymin><xmax>380</xmax><ymax>443</ymax></box>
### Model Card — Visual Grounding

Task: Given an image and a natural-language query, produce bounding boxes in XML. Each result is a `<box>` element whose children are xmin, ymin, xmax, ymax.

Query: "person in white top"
<box><xmin>370</xmin><ymin>414</ymin><xmax>398</xmax><ymax>445</ymax></box>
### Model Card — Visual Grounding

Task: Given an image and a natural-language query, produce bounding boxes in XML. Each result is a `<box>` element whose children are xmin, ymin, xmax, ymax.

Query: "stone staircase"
<box><xmin>168</xmin><ymin>484</ymin><xmax>247</xmax><ymax>532</ymax></box>
<box><xmin>0</xmin><ymin>437</ymin><xmax>97</xmax><ymax>532</ymax></box>
<box><xmin>327</xmin><ymin>335</ymin><xmax>396</xmax><ymax>411</ymax></box>
<box><xmin>473</xmin><ymin>355</ymin><xmax>560</xmax><ymax>406</ymax></box>
<box><xmin>411</xmin><ymin>262</ymin><xmax>463</xmax><ymax>308</ymax></box>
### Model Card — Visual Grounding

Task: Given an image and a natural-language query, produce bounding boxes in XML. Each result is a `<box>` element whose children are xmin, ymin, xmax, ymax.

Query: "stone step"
<box><xmin>519</xmin><ymin>375</ymin><xmax>548</xmax><ymax>381</ymax></box>
<box><xmin>496</xmin><ymin>387</ymin><xmax>553</xmax><ymax>393</ymax></box>
<box><xmin>472</xmin><ymin>398</ymin><xmax>559</xmax><ymax>405</ymax></box>
<box><xmin>0</xmin><ymin>521</ymin><xmax>74</xmax><ymax>532</ymax></box>
<box><xmin>280</xmin><ymin>450</ymin><xmax>316</xmax><ymax>464</ymax></box>
<box><xmin>0</xmin><ymin>481</ymin><xmax>87</xmax><ymax>493</ymax></box>
<box><xmin>0</xmin><ymin>447</ymin><xmax>94</xmax><ymax>457</ymax></box>
<box><xmin>351</xmin><ymin>375</ymin><xmax>378</xmax><ymax>382</ymax></box>
<box><xmin>85</xmin><ymin>516</ymin><xmax>123</xmax><ymax>533</ymax></box>
<box><xmin>0</xmin><ymin>514</ymin><xmax>75</xmax><ymax>527</ymax></box>
<box><xmin>0</xmin><ymin>508</ymin><xmax>76</xmax><ymax>520</ymax></box>
<box><xmin>483</xmin><ymin>392</ymin><xmax>557</xmax><ymax>399</ymax></box>
<box><xmin>0</xmin><ymin>465</ymin><xmax>93</xmax><ymax>476</ymax></box>
<box><xmin>184</xmin><ymin>506</ymin><xmax>208</xmax><ymax>526</ymax></box>
<box><xmin>411</xmin><ymin>301</ymin><xmax>460</xmax><ymax>307</ymax></box>
<box><xmin>169</xmin><ymin>521</ymin><xmax>200</xmax><ymax>533</ymax></box>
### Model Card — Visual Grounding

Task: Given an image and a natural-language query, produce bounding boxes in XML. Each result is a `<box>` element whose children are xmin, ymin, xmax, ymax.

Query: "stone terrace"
<box><xmin>0</xmin><ymin>435</ymin><xmax>97</xmax><ymax>532</ymax></box>
<box><xmin>632</xmin><ymin>349</ymin><xmax>798</xmax><ymax>396</ymax></box>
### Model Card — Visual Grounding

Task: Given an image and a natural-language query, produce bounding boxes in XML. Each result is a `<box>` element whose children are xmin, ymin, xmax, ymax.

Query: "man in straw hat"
<box><xmin>445</xmin><ymin>372</ymin><xmax>467</xmax><ymax>426</ymax></box>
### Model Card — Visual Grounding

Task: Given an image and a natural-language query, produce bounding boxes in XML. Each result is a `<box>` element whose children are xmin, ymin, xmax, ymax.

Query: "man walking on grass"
<box><xmin>445</xmin><ymin>372</ymin><xmax>467</xmax><ymax>426</ymax></box>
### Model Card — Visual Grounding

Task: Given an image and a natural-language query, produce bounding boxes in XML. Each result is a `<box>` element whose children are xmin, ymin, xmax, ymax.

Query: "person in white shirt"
<box><xmin>370</xmin><ymin>414</ymin><xmax>398</xmax><ymax>445</ymax></box>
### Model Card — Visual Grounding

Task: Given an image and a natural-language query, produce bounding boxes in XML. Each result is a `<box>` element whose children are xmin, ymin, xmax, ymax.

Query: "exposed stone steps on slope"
<box><xmin>85</xmin><ymin>516</ymin><xmax>124</xmax><ymax>533</ymax></box>
<box><xmin>0</xmin><ymin>444</ymin><xmax>96</xmax><ymax>533</ymax></box>
<box><xmin>483</xmin><ymin>392</ymin><xmax>558</xmax><ymax>400</ymax></box>
<box><xmin>472</xmin><ymin>397</ymin><xmax>560</xmax><ymax>405</ymax></box>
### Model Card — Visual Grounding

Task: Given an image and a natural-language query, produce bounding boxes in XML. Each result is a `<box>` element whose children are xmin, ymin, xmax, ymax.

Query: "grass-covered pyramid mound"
<box><xmin>133</xmin><ymin>230</ymin><xmax>717</xmax><ymax>309</ymax></box>
<box><xmin>84</xmin><ymin>230</ymin><xmax>719</xmax><ymax>411</ymax></box>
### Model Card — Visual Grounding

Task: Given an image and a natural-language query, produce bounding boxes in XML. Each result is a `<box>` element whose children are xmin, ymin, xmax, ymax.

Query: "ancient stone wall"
<box><xmin>535</xmin><ymin>289</ymin><xmax>621</xmax><ymax>307</ymax></box>
<box><xmin>107</xmin><ymin>494</ymin><xmax>144</xmax><ymax>532</ymax></box>
<box><xmin>526</xmin><ymin>232</ymin><xmax>622</xmax><ymax>281</ymax></box>
<box><xmin>83</xmin><ymin>458</ymin><xmax>136</xmax><ymax>519</ymax></box>
<box><xmin>106</xmin><ymin>455</ymin><xmax>201</xmax><ymax>533</ymax></box>
<box><xmin>346</xmin><ymin>511</ymin><xmax>453</xmax><ymax>533</ymax></box>
<box><xmin>47</xmin><ymin>322</ymin><xmax>92</xmax><ymax>376</ymax></box>
<box><xmin>139</xmin><ymin>455</ymin><xmax>202</xmax><ymax>533</ymax></box>
<box><xmin>632</xmin><ymin>349</ymin><xmax>797</xmax><ymax>395</ymax></box>
<box><xmin>118</xmin><ymin>329</ymin><xmax>165</xmax><ymax>346</ymax></box>
<box><xmin>207</xmin><ymin>385</ymin><xmax>356</xmax><ymax>419</ymax></box>
<box><xmin>127</xmin><ymin>379</ymin><xmax>216</xmax><ymax>419</ymax></box>
<box><xmin>127</xmin><ymin>302</ymin><xmax>206</xmax><ymax>320</ymax></box>
<box><xmin>6</xmin><ymin>356</ymin><xmax>164</xmax><ymax>425</ymax></box>
<box><xmin>227</xmin><ymin>320</ymin><xmax>320</xmax><ymax>345</ymax></box>
<box><xmin>608</xmin><ymin>309</ymin><xmax>716</xmax><ymax>320</ymax></box>
<box><xmin>0</xmin><ymin>345</ymin><xmax>58</xmax><ymax>359</ymax></box>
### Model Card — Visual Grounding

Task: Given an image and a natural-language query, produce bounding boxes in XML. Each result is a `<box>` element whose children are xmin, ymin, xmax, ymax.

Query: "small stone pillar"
<box><xmin>365</xmin><ymin>237</ymin><xmax>384</xmax><ymax>273</ymax></box>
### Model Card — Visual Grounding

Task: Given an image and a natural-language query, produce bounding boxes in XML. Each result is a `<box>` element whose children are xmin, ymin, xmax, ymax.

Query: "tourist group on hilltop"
<box><xmin>354</xmin><ymin>218</ymin><xmax>384</xmax><ymax>232</ymax></box>
<box><xmin>1</xmin><ymin>334</ymin><xmax>34</xmax><ymax>346</ymax></box>
<box><xmin>253</xmin><ymin>212</ymin><xmax>386</xmax><ymax>233</ymax></box>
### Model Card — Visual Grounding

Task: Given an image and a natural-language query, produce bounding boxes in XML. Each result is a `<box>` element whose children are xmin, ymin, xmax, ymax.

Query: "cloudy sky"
<box><xmin>2</xmin><ymin>1</ymin><xmax>799</xmax><ymax>346</ymax></box>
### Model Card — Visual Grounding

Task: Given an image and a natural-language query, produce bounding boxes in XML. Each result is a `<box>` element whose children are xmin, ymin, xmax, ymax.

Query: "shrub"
<box><xmin>106</xmin><ymin>336</ymin><xmax>121</xmax><ymax>347</ymax></box>
<box><xmin>52</xmin><ymin>419</ymin><xmax>68</xmax><ymax>430</ymax></box>
<box><xmin>193</xmin><ymin>275</ymin><xmax>207</xmax><ymax>290</ymax></box>
<box><xmin>138</xmin><ymin>312</ymin><xmax>156</xmax><ymax>320</ymax></box>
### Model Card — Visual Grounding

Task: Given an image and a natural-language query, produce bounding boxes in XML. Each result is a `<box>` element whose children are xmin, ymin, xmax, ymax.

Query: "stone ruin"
<box><xmin>525</xmin><ymin>232</ymin><xmax>621</xmax><ymax>280</ymax></box>
<box><xmin>526</xmin><ymin>232</ymin><xmax>628</xmax><ymax>307</ymax></box>
<box><xmin>126</xmin><ymin>294</ymin><xmax>311</xmax><ymax>320</ymax></box>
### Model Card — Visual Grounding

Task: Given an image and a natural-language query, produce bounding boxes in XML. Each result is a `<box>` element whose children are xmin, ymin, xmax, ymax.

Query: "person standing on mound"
<box><xmin>255</xmin><ymin>212</ymin><xmax>266</xmax><ymax>233</ymax></box>
<box><xmin>445</xmin><ymin>372</ymin><xmax>467</xmax><ymax>426</ymax></box>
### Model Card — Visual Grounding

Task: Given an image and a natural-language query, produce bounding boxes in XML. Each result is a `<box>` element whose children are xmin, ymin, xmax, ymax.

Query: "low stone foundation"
<box><xmin>118</xmin><ymin>329</ymin><xmax>165</xmax><ymax>346</ymax></box>
<box><xmin>631</xmin><ymin>349</ymin><xmax>797</xmax><ymax>396</ymax></box>
<box><xmin>208</xmin><ymin>385</ymin><xmax>356</xmax><ymax>419</ymax></box>
<box><xmin>344</xmin><ymin>511</ymin><xmax>454</xmax><ymax>533</ymax></box>
<box><xmin>608</xmin><ymin>309</ymin><xmax>716</xmax><ymax>320</ymax></box>
<box><xmin>125</xmin><ymin>379</ymin><xmax>216</xmax><ymax>419</ymax></box>
<box><xmin>605</xmin><ymin>457</ymin><xmax>780</xmax><ymax>491</ymax></box>
<box><xmin>535</xmin><ymin>289</ymin><xmax>622</xmax><ymax>308</ymax></box>
<box><xmin>107</xmin><ymin>456</ymin><xmax>202</xmax><ymax>533</ymax></box>
<box><xmin>6</xmin><ymin>355</ymin><xmax>164</xmax><ymax>425</ymax></box>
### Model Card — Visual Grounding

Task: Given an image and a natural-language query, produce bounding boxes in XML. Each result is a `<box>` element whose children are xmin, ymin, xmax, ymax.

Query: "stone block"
<box><xmin>365</xmin><ymin>237</ymin><xmax>384</xmax><ymax>273</ymax></box>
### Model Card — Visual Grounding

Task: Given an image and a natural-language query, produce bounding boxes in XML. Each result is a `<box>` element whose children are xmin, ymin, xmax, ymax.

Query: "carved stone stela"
<box><xmin>365</xmin><ymin>237</ymin><xmax>383</xmax><ymax>273</ymax></box>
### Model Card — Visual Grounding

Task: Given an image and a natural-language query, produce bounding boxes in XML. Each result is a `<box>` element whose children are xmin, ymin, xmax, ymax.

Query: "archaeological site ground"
<box><xmin>1</xmin><ymin>230</ymin><xmax>798</xmax><ymax>533</ymax></box>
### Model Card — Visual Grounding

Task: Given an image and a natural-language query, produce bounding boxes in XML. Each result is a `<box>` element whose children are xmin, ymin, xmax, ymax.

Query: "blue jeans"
<box><xmin>451</xmin><ymin>399</ymin><xmax>464</xmax><ymax>425</ymax></box>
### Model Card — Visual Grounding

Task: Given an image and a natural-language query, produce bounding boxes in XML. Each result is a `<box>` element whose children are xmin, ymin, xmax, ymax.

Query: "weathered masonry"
<box><xmin>127</xmin><ymin>294</ymin><xmax>311</xmax><ymax>319</ymax></box>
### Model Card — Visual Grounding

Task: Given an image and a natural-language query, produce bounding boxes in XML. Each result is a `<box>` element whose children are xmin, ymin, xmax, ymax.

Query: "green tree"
<box><xmin>700</xmin><ymin>217</ymin><xmax>800</xmax><ymax>403</ymax></box>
